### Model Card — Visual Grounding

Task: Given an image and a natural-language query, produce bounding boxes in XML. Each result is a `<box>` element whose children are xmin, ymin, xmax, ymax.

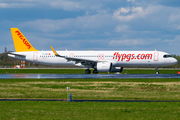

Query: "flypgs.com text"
<box><xmin>113</xmin><ymin>52</ymin><xmax>153</xmax><ymax>62</ymax></box>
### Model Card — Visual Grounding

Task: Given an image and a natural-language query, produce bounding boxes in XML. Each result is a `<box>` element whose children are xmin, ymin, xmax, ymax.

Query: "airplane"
<box><xmin>8</xmin><ymin>28</ymin><xmax>178</xmax><ymax>74</ymax></box>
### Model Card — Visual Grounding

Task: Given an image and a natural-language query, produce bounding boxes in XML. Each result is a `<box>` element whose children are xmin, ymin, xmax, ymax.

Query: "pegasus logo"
<box><xmin>15</xmin><ymin>31</ymin><xmax>32</xmax><ymax>49</ymax></box>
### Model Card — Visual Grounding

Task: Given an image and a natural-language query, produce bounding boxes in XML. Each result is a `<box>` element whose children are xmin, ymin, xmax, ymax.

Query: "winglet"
<box><xmin>50</xmin><ymin>46</ymin><xmax>58</xmax><ymax>55</ymax></box>
<box><xmin>50</xmin><ymin>46</ymin><xmax>62</xmax><ymax>57</ymax></box>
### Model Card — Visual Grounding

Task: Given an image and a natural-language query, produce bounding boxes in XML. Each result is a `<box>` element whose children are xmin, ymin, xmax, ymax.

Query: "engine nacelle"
<box><xmin>96</xmin><ymin>62</ymin><xmax>123</xmax><ymax>72</ymax></box>
<box><xmin>96</xmin><ymin>62</ymin><xmax>111</xmax><ymax>72</ymax></box>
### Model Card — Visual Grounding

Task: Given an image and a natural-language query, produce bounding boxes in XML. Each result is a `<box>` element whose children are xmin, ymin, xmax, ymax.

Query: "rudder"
<box><xmin>11</xmin><ymin>28</ymin><xmax>38</xmax><ymax>52</ymax></box>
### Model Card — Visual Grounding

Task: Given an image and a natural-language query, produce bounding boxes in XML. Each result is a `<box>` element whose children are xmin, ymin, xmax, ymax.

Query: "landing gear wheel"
<box><xmin>93</xmin><ymin>70</ymin><xmax>98</xmax><ymax>74</ymax></box>
<box><xmin>85</xmin><ymin>69</ymin><xmax>91</xmax><ymax>74</ymax></box>
<box><xmin>155</xmin><ymin>67</ymin><xmax>159</xmax><ymax>74</ymax></box>
<box><xmin>156</xmin><ymin>71</ymin><xmax>159</xmax><ymax>74</ymax></box>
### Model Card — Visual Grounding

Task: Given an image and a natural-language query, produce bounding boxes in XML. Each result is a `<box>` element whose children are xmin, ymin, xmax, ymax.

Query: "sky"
<box><xmin>0</xmin><ymin>0</ymin><xmax>180</xmax><ymax>55</ymax></box>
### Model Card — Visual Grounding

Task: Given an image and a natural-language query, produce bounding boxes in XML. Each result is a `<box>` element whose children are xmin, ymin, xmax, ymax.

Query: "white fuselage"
<box><xmin>8</xmin><ymin>51</ymin><xmax>178</xmax><ymax>67</ymax></box>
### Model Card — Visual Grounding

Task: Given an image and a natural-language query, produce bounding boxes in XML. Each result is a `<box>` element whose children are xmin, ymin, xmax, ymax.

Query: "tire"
<box><xmin>85</xmin><ymin>69</ymin><xmax>91</xmax><ymax>74</ymax></box>
<box><xmin>93</xmin><ymin>70</ymin><xmax>98</xmax><ymax>74</ymax></box>
<box><xmin>156</xmin><ymin>71</ymin><xmax>159</xmax><ymax>74</ymax></box>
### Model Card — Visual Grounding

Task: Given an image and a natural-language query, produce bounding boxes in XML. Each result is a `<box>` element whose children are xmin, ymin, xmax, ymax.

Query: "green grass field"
<box><xmin>0</xmin><ymin>101</ymin><xmax>180</xmax><ymax>120</ymax></box>
<box><xmin>0</xmin><ymin>68</ymin><xmax>179</xmax><ymax>74</ymax></box>
<box><xmin>1</xmin><ymin>78</ymin><xmax>180</xmax><ymax>100</ymax></box>
<box><xmin>1</xmin><ymin>69</ymin><xmax>180</xmax><ymax>119</ymax></box>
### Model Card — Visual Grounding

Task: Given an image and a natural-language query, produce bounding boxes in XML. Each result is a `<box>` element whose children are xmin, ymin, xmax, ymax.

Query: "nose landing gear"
<box><xmin>155</xmin><ymin>67</ymin><xmax>159</xmax><ymax>74</ymax></box>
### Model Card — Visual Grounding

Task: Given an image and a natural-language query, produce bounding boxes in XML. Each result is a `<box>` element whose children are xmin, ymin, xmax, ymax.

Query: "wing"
<box><xmin>50</xmin><ymin>46</ymin><xmax>103</xmax><ymax>66</ymax></box>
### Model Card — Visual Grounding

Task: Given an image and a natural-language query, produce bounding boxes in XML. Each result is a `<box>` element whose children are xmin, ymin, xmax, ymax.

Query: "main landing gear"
<box><xmin>155</xmin><ymin>67</ymin><xmax>159</xmax><ymax>74</ymax></box>
<box><xmin>85</xmin><ymin>69</ymin><xmax>91</xmax><ymax>74</ymax></box>
<box><xmin>85</xmin><ymin>69</ymin><xmax>99</xmax><ymax>74</ymax></box>
<box><xmin>93</xmin><ymin>69</ymin><xmax>98</xmax><ymax>74</ymax></box>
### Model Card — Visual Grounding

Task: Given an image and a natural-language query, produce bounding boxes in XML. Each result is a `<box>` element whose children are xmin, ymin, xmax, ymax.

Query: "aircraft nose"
<box><xmin>174</xmin><ymin>58</ymin><xmax>178</xmax><ymax>64</ymax></box>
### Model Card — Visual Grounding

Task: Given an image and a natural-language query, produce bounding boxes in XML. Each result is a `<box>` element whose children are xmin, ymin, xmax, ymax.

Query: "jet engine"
<box><xmin>96</xmin><ymin>62</ymin><xmax>123</xmax><ymax>72</ymax></box>
<box><xmin>96</xmin><ymin>62</ymin><xmax>111</xmax><ymax>72</ymax></box>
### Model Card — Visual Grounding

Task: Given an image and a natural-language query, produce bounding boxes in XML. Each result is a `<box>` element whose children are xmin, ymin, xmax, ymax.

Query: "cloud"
<box><xmin>109</xmin><ymin>38</ymin><xmax>160</xmax><ymax>46</ymax></box>
<box><xmin>112</xmin><ymin>5</ymin><xmax>180</xmax><ymax>33</ymax></box>
<box><xmin>0</xmin><ymin>3</ymin><xmax>34</xmax><ymax>8</ymax></box>
<box><xmin>169</xmin><ymin>14</ymin><xmax>180</xmax><ymax>22</ymax></box>
<box><xmin>168</xmin><ymin>11</ymin><xmax>180</xmax><ymax>30</ymax></box>
<box><xmin>0</xmin><ymin>0</ymin><xmax>104</xmax><ymax>11</ymax></box>
<box><xmin>115</xmin><ymin>25</ymin><xmax>129</xmax><ymax>32</ymax></box>
<box><xmin>109</xmin><ymin>39</ymin><xmax>146</xmax><ymax>46</ymax></box>
<box><xmin>113</xmin><ymin>7</ymin><xmax>145</xmax><ymax>21</ymax></box>
<box><xmin>50</xmin><ymin>1</ymin><xmax>85</xmax><ymax>11</ymax></box>
<box><xmin>127</xmin><ymin>0</ymin><xmax>135</xmax><ymax>2</ymax></box>
<box><xmin>21</xmin><ymin>13</ymin><xmax>113</xmax><ymax>32</ymax></box>
<box><xmin>164</xmin><ymin>35</ymin><xmax>180</xmax><ymax>43</ymax></box>
<box><xmin>112</xmin><ymin>5</ymin><xmax>163</xmax><ymax>21</ymax></box>
<box><xmin>160</xmin><ymin>35</ymin><xmax>180</xmax><ymax>53</ymax></box>
<box><xmin>1</xmin><ymin>0</ymin><xmax>85</xmax><ymax>10</ymax></box>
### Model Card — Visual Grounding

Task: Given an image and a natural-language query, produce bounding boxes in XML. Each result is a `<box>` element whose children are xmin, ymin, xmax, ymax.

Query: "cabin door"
<box><xmin>33</xmin><ymin>52</ymin><xmax>38</xmax><ymax>61</ymax></box>
<box><xmin>154</xmin><ymin>52</ymin><xmax>159</xmax><ymax>61</ymax></box>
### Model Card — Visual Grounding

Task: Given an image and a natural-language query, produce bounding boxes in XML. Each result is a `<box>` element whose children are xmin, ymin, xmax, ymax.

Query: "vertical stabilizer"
<box><xmin>11</xmin><ymin>28</ymin><xmax>38</xmax><ymax>52</ymax></box>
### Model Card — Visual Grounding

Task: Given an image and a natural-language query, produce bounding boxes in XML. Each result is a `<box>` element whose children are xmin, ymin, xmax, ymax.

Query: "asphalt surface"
<box><xmin>0</xmin><ymin>74</ymin><xmax>180</xmax><ymax>79</ymax></box>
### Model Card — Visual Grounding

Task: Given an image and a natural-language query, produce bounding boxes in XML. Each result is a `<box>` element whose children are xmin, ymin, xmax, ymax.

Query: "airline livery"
<box><xmin>8</xmin><ymin>28</ymin><xmax>178</xmax><ymax>74</ymax></box>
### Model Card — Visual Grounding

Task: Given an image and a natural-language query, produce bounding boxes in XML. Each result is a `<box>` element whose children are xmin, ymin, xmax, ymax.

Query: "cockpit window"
<box><xmin>163</xmin><ymin>54</ymin><xmax>172</xmax><ymax>58</ymax></box>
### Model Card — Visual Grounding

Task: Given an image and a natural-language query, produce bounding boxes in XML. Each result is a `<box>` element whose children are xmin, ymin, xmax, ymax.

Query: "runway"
<box><xmin>0</xmin><ymin>98</ymin><xmax>180</xmax><ymax>102</ymax></box>
<box><xmin>0</xmin><ymin>74</ymin><xmax>180</xmax><ymax>79</ymax></box>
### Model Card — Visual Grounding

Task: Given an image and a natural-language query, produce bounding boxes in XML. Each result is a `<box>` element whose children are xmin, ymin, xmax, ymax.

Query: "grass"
<box><xmin>0</xmin><ymin>68</ymin><xmax>180</xmax><ymax>74</ymax></box>
<box><xmin>0</xmin><ymin>101</ymin><xmax>180</xmax><ymax>120</ymax></box>
<box><xmin>0</xmin><ymin>68</ymin><xmax>180</xmax><ymax>119</ymax></box>
<box><xmin>1</xmin><ymin>78</ymin><xmax>180</xmax><ymax>100</ymax></box>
